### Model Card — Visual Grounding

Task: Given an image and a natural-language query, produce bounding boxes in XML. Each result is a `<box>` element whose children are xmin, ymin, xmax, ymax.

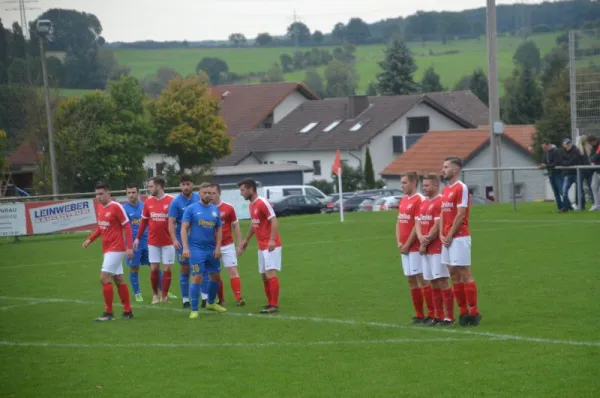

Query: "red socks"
<box><xmin>422</xmin><ymin>285</ymin><xmax>435</xmax><ymax>319</ymax></box>
<box><xmin>453</xmin><ymin>283</ymin><xmax>468</xmax><ymax>316</ymax></box>
<box><xmin>432</xmin><ymin>288</ymin><xmax>444</xmax><ymax>320</ymax></box>
<box><xmin>117</xmin><ymin>283</ymin><xmax>131</xmax><ymax>313</ymax></box>
<box><xmin>161</xmin><ymin>271</ymin><xmax>172</xmax><ymax>299</ymax></box>
<box><xmin>442</xmin><ymin>288</ymin><xmax>455</xmax><ymax>321</ymax></box>
<box><xmin>150</xmin><ymin>270</ymin><xmax>160</xmax><ymax>295</ymax></box>
<box><xmin>230</xmin><ymin>277</ymin><xmax>242</xmax><ymax>301</ymax></box>
<box><xmin>268</xmin><ymin>277</ymin><xmax>280</xmax><ymax>307</ymax></box>
<box><xmin>263</xmin><ymin>280</ymin><xmax>271</xmax><ymax>304</ymax></box>
<box><xmin>410</xmin><ymin>287</ymin><xmax>424</xmax><ymax>318</ymax></box>
<box><xmin>465</xmin><ymin>281</ymin><xmax>479</xmax><ymax>316</ymax></box>
<box><xmin>218</xmin><ymin>279</ymin><xmax>224</xmax><ymax>302</ymax></box>
<box><xmin>102</xmin><ymin>283</ymin><xmax>113</xmax><ymax>313</ymax></box>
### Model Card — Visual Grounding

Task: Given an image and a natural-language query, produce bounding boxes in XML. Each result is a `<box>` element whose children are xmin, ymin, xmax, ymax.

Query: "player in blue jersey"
<box><xmin>181</xmin><ymin>182</ymin><xmax>226</xmax><ymax>318</ymax></box>
<box><xmin>168</xmin><ymin>174</ymin><xmax>200</xmax><ymax>309</ymax></box>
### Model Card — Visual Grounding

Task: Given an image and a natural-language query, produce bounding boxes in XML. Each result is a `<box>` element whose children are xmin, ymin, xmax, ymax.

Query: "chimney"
<box><xmin>347</xmin><ymin>95</ymin><xmax>370</xmax><ymax>119</ymax></box>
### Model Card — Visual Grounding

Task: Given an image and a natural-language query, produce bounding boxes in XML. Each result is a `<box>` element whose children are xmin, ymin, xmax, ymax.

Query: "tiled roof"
<box><xmin>7</xmin><ymin>140</ymin><xmax>39</xmax><ymax>166</ymax></box>
<box><xmin>209</xmin><ymin>82</ymin><xmax>319</xmax><ymax>138</ymax></box>
<box><xmin>380</xmin><ymin>125</ymin><xmax>536</xmax><ymax>176</ymax></box>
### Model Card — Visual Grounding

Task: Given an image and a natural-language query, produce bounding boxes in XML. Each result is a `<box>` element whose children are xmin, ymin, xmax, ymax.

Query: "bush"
<box><xmin>309</xmin><ymin>179</ymin><xmax>334</xmax><ymax>195</ymax></box>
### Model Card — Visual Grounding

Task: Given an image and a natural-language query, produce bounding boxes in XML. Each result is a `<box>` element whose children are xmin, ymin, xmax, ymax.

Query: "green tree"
<box><xmin>364</xmin><ymin>147</ymin><xmax>376</xmax><ymax>189</ymax></box>
<box><xmin>540</xmin><ymin>46</ymin><xmax>568</xmax><ymax>90</ymax></box>
<box><xmin>345</xmin><ymin>18</ymin><xmax>371</xmax><ymax>44</ymax></box>
<box><xmin>420</xmin><ymin>66</ymin><xmax>445</xmax><ymax>92</ymax></box>
<box><xmin>279</xmin><ymin>53</ymin><xmax>293</xmax><ymax>73</ymax></box>
<box><xmin>8</xmin><ymin>22</ymin><xmax>26</xmax><ymax>60</ymax></box>
<box><xmin>366</xmin><ymin>81</ymin><xmax>378</xmax><ymax>96</ymax></box>
<box><xmin>29</xmin><ymin>9</ymin><xmax>102</xmax><ymax>54</ymax></box>
<box><xmin>0</xmin><ymin>19</ymin><xmax>9</xmax><ymax>66</ymax></box>
<box><xmin>7</xmin><ymin>58</ymin><xmax>28</xmax><ymax>84</ymax></box>
<box><xmin>513</xmin><ymin>40</ymin><xmax>541</xmax><ymax>72</ymax></box>
<box><xmin>312</xmin><ymin>30</ymin><xmax>325</xmax><ymax>44</ymax></box>
<box><xmin>228</xmin><ymin>33</ymin><xmax>247</xmax><ymax>47</ymax></box>
<box><xmin>376</xmin><ymin>38</ymin><xmax>418</xmax><ymax>95</ymax></box>
<box><xmin>151</xmin><ymin>76</ymin><xmax>230</xmax><ymax>171</ymax></box>
<box><xmin>332</xmin><ymin>22</ymin><xmax>345</xmax><ymax>44</ymax></box>
<box><xmin>324</xmin><ymin>59</ymin><xmax>358</xmax><ymax>97</ymax></box>
<box><xmin>287</xmin><ymin>22</ymin><xmax>311</xmax><ymax>45</ymax></box>
<box><xmin>255</xmin><ymin>33</ymin><xmax>273</xmax><ymax>46</ymax></box>
<box><xmin>0</xmin><ymin>129</ymin><xmax>7</xmax><ymax>172</ymax></box>
<box><xmin>309</xmin><ymin>179</ymin><xmax>334</xmax><ymax>194</ymax></box>
<box><xmin>196</xmin><ymin>57</ymin><xmax>229</xmax><ymax>85</ymax></box>
<box><xmin>332</xmin><ymin>163</ymin><xmax>364</xmax><ymax>192</ymax></box>
<box><xmin>261</xmin><ymin>63</ymin><xmax>284</xmax><ymax>83</ymax></box>
<box><xmin>303</xmin><ymin>68</ymin><xmax>325</xmax><ymax>98</ymax></box>
<box><xmin>502</xmin><ymin>65</ymin><xmax>543</xmax><ymax>124</ymax></box>
<box><xmin>455</xmin><ymin>68</ymin><xmax>489</xmax><ymax>105</ymax></box>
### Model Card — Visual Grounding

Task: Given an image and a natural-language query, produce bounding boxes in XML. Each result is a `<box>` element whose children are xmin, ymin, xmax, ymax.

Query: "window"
<box><xmin>300</xmin><ymin>122</ymin><xmax>319</xmax><ymax>133</ymax></box>
<box><xmin>146</xmin><ymin>168</ymin><xmax>154</xmax><ymax>178</ymax></box>
<box><xmin>511</xmin><ymin>183</ymin><xmax>525</xmax><ymax>200</ymax></box>
<box><xmin>349</xmin><ymin>118</ymin><xmax>372</xmax><ymax>131</ymax></box>
<box><xmin>323</xmin><ymin>120</ymin><xmax>342</xmax><ymax>132</ymax></box>
<box><xmin>468</xmin><ymin>186</ymin><xmax>479</xmax><ymax>196</ymax></box>
<box><xmin>156</xmin><ymin>162</ymin><xmax>165</xmax><ymax>176</ymax></box>
<box><xmin>286</xmin><ymin>160</ymin><xmax>298</xmax><ymax>164</ymax></box>
<box><xmin>305</xmin><ymin>186</ymin><xmax>323</xmax><ymax>199</ymax></box>
<box><xmin>392</xmin><ymin>136</ymin><xmax>404</xmax><ymax>154</ymax></box>
<box><xmin>407</xmin><ymin>116</ymin><xmax>430</xmax><ymax>135</ymax></box>
<box><xmin>312</xmin><ymin>160</ymin><xmax>322</xmax><ymax>176</ymax></box>
<box><xmin>283</xmin><ymin>188</ymin><xmax>303</xmax><ymax>196</ymax></box>
<box><xmin>305</xmin><ymin>196</ymin><xmax>321</xmax><ymax>205</ymax></box>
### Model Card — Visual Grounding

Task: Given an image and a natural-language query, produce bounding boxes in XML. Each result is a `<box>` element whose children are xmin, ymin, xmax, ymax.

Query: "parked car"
<box><xmin>357</xmin><ymin>196</ymin><xmax>382</xmax><ymax>212</ymax></box>
<box><xmin>470</xmin><ymin>195</ymin><xmax>491</xmax><ymax>205</ymax></box>
<box><xmin>354</xmin><ymin>188</ymin><xmax>403</xmax><ymax>197</ymax></box>
<box><xmin>332</xmin><ymin>194</ymin><xmax>375</xmax><ymax>213</ymax></box>
<box><xmin>271</xmin><ymin>195</ymin><xmax>324</xmax><ymax>217</ymax></box>
<box><xmin>263</xmin><ymin>185</ymin><xmax>329</xmax><ymax>203</ymax></box>
<box><xmin>322</xmin><ymin>193</ymin><xmax>355</xmax><ymax>213</ymax></box>
<box><xmin>372</xmin><ymin>196</ymin><xmax>402</xmax><ymax>211</ymax></box>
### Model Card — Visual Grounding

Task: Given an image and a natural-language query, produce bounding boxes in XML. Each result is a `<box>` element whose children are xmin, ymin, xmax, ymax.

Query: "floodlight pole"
<box><xmin>486</xmin><ymin>0</ymin><xmax>502</xmax><ymax>202</ymax></box>
<box><xmin>39</xmin><ymin>33</ymin><xmax>59</xmax><ymax>197</ymax></box>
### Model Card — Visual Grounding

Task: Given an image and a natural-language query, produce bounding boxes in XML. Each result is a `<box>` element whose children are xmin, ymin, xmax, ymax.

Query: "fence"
<box><xmin>460</xmin><ymin>165</ymin><xmax>600</xmax><ymax>211</ymax></box>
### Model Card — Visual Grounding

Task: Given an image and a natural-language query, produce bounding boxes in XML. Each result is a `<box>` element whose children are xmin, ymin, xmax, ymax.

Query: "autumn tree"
<box><xmin>150</xmin><ymin>75</ymin><xmax>230</xmax><ymax>171</ymax></box>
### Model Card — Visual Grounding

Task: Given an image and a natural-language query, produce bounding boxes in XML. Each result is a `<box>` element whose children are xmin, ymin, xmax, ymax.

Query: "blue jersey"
<box><xmin>182</xmin><ymin>202</ymin><xmax>221</xmax><ymax>251</ymax></box>
<box><xmin>123</xmin><ymin>200</ymin><xmax>147</xmax><ymax>247</ymax></box>
<box><xmin>168</xmin><ymin>192</ymin><xmax>200</xmax><ymax>241</ymax></box>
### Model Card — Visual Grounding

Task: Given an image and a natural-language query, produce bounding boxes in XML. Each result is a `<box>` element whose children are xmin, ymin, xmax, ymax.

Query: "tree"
<box><xmin>540</xmin><ymin>46</ymin><xmax>568</xmax><ymax>90</ymax></box>
<box><xmin>279</xmin><ymin>53</ymin><xmax>293</xmax><ymax>73</ymax></box>
<box><xmin>228</xmin><ymin>33</ymin><xmax>247</xmax><ymax>47</ymax></box>
<box><xmin>502</xmin><ymin>65</ymin><xmax>543</xmax><ymax>124</ymax></box>
<box><xmin>9</xmin><ymin>22</ymin><xmax>26</xmax><ymax>60</ymax></box>
<box><xmin>261</xmin><ymin>63</ymin><xmax>284</xmax><ymax>83</ymax></box>
<box><xmin>455</xmin><ymin>68</ymin><xmax>489</xmax><ymax>105</ymax></box>
<box><xmin>420</xmin><ymin>66</ymin><xmax>445</xmax><ymax>92</ymax></box>
<box><xmin>332</xmin><ymin>22</ymin><xmax>346</xmax><ymax>44</ymax></box>
<box><xmin>7</xmin><ymin>58</ymin><xmax>28</xmax><ymax>84</ymax></box>
<box><xmin>0</xmin><ymin>19</ymin><xmax>8</xmax><ymax>66</ymax></box>
<box><xmin>0</xmin><ymin>129</ymin><xmax>7</xmax><ymax>172</ymax></box>
<box><xmin>309</xmin><ymin>179</ymin><xmax>334</xmax><ymax>194</ymax></box>
<box><xmin>312</xmin><ymin>30</ymin><xmax>324</xmax><ymax>44</ymax></box>
<box><xmin>196</xmin><ymin>57</ymin><xmax>229</xmax><ymax>85</ymax></box>
<box><xmin>156</xmin><ymin>67</ymin><xmax>182</xmax><ymax>86</ymax></box>
<box><xmin>513</xmin><ymin>40</ymin><xmax>541</xmax><ymax>72</ymax></box>
<box><xmin>364</xmin><ymin>147</ymin><xmax>376</xmax><ymax>189</ymax></box>
<box><xmin>29</xmin><ymin>9</ymin><xmax>102</xmax><ymax>54</ymax></box>
<box><xmin>255</xmin><ymin>32</ymin><xmax>273</xmax><ymax>46</ymax></box>
<box><xmin>324</xmin><ymin>59</ymin><xmax>358</xmax><ymax>98</ymax></box>
<box><xmin>150</xmin><ymin>75</ymin><xmax>230</xmax><ymax>171</ymax></box>
<box><xmin>376</xmin><ymin>38</ymin><xmax>418</xmax><ymax>95</ymax></box>
<box><xmin>366</xmin><ymin>81</ymin><xmax>378</xmax><ymax>96</ymax></box>
<box><xmin>345</xmin><ymin>18</ymin><xmax>371</xmax><ymax>44</ymax></box>
<box><xmin>332</xmin><ymin>163</ymin><xmax>364</xmax><ymax>192</ymax></box>
<box><xmin>303</xmin><ymin>68</ymin><xmax>325</xmax><ymax>98</ymax></box>
<box><xmin>287</xmin><ymin>22</ymin><xmax>311</xmax><ymax>45</ymax></box>
<box><xmin>293</xmin><ymin>51</ymin><xmax>305</xmax><ymax>69</ymax></box>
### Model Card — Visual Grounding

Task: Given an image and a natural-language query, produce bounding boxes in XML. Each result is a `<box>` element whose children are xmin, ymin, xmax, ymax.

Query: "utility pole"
<box><xmin>2</xmin><ymin>0</ymin><xmax>40</xmax><ymax>39</ymax></box>
<box><xmin>486</xmin><ymin>0</ymin><xmax>502</xmax><ymax>202</ymax></box>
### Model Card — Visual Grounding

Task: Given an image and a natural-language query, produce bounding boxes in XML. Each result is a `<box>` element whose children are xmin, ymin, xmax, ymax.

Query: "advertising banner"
<box><xmin>26</xmin><ymin>199</ymin><xmax>97</xmax><ymax>235</ymax></box>
<box><xmin>0</xmin><ymin>203</ymin><xmax>27</xmax><ymax>237</ymax></box>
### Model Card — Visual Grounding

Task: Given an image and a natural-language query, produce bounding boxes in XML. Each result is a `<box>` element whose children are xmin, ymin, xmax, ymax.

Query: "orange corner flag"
<box><xmin>332</xmin><ymin>150</ymin><xmax>342</xmax><ymax>176</ymax></box>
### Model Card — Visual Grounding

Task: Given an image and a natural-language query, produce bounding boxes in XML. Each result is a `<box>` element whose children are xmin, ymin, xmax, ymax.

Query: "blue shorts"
<box><xmin>127</xmin><ymin>246</ymin><xmax>149</xmax><ymax>267</ymax></box>
<box><xmin>190</xmin><ymin>250</ymin><xmax>220</xmax><ymax>276</ymax></box>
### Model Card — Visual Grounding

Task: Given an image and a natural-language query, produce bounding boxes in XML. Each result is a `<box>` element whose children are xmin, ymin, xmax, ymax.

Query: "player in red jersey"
<box><xmin>396</xmin><ymin>172</ymin><xmax>434</xmax><ymax>324</ymax></box>
<box><xmin>134</xmin><ymin>176</ymin><xmax>175</xmax><ymax>304</ymax></box>
<box><xmin>238</xmin><ymin>178</ymin><xmax>282</xmax><ymax>314</ymax></box>
<box><xmin>83</xmin><ymin>183</ymin><xmax>134</xmax><ymax>322</ymax></box>
<box><xmin>440</xmin><ymin>157</ymin><xmax>481</xmax><ymax>326</ymax></box>
<box><xmin>211</xmin><ymin>184</ymin><xmax>246</xmax><ymax>307</ymax></box>
<box><xmin>416</xmin><ymin>174</ymin><xmax>455</xmax><ymax>326</ymax></box>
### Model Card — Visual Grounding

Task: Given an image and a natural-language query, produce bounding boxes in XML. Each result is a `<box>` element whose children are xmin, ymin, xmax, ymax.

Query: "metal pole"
<box><xmin>39</xmin><ymin>36</ymin><xmax>60</xmax><ymax>197</ymax></box>
<box><xmin>576</xmin><ymin>167</ymin><xmax>582</xmax><ymax>210</ymax></box>
<box><xmin>486</xmin><ymin>0</ymin><xmax>501</xmax><ymax>203</ymax></box>
<box><xmin>511</xmin><ymin>168</ymin><xmax>516</xmax><ymax>212</ymax></box>
<box><xmin>568</xmin><ymin>30</ymin><xmax>578</xmax><ymax>143</ymax></box>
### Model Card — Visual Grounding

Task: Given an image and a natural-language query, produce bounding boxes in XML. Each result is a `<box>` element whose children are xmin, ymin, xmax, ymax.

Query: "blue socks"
<box><xmin>129</xmin><ymin>271</ymin><xmax>140</xmax><ymax>295</ymax></box>
<box><xmin>190</xmin><ymin>283</ymin><xmax>200</xmax><ymax>311</ymax></box>
<box><xmin>208</xmin><ymin>279</ymin><xmax>219</xmax><ymax>304</ymax></box>
<box><xmin>180</xmin><ymin>272</ymin><xmax>190</xmax><ymax>302</ymax></box>
<box><xmin>201</xmin><ymin>273</ymin><xmax>209</xmax><ymax>300</ymax></box>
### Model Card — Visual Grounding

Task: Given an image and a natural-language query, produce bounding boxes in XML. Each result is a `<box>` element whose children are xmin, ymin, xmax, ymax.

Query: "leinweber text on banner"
<box><xmin>28</xmin><ymin>199</ymin><xmax>97</xmax><ymax>235</ymax></box>
<box><xmin>0</xmin><ymin>203</ymin><xmax>27</xmax><ymax>237</ymax></box>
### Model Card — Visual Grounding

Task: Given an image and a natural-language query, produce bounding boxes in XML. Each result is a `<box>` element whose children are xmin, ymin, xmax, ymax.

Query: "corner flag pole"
<box><xmin>337</xmin><ymin>167</ymin><xmax>344</xmax><ymax>223</ymax></box>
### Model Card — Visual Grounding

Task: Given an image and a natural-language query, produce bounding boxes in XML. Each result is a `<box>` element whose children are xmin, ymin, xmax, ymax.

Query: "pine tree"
<box><xmin>0</xmin><ymin>19</ymin><xmax>9</xmax><ymax>66</ymax></box>
<box><xmin>364</xmin><ymin>147</ymin><xmax>375</xmax><ymax>189</ymax></box>
<box><xmin>420</xmin><ymin>66</ymin><xmax>445</xmax><ymax>93</ymax></box>
<box><xmin>376</xmin><ymin>38</ymin><xmax>418</xmax><ymax>96</ymax></box>
<box><xmin>503</xmin><ymin>65</ymin><xmax>543</xmax><ymax>125</ymax></box>
<box><xmin>366</xmin><ymin>81</ymin><xmax>378</xmax><ymax>96</ymax></box>
<box><xmin>469</xmin><ymin>68</ymin><xmax>489</xmax><ymax>105</ymax></box>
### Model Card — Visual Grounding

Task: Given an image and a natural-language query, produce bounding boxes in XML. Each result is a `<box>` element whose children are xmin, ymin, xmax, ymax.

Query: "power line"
<box><xmin>2</xmin><ymin>0</ymin><xmax>39</xmax><ymax>39</ymax></box>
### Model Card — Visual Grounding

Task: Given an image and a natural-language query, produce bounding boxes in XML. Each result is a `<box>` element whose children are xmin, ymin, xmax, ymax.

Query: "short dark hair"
<box><xmin>151</xmin><ymin>176</ymin><xmax>166</xmax><ymax>188</ymax></box>
<box><xmin>180</xmin><ymin>174</ymin><xmax>193</xmax><ymax>184</ymax></box>
<box><xmin>542</xmin><ymin>138</ymin><xmax>552</xmax><ymax>145</ymax></box>
<box><xmin>212</xmin><ymin>183</ymin><xmax>222</xmax><ymax>194</ymax></box>
<box><xmin>402</xmin><ymin>171</ymin><xmax>418</xmax><ymax>182</ymax></box>
<box><xmin>444</xmin><ymin>157</ymin><xmax>463</xmax><ymax>168</ymax></box>
<box><xmin>586</xmin><ymin>135</ymin><xmax>598</xmax><ymax>143</ymax></box>
<box><xmin>126</xmin><ymin>182</ymin><xmax>139</xmax><ymax>191</ymax></box>
<box><xmin>198</xmin><ymin>182</ymin><xmax>212</xmax><ymax>190</ymax></box>
<box><xmin>95</xmin><ymin>182</ymin><xmax>110</xmax><ymax>191</ymax></box>
<box><xmin>422</xmin><ymin>173</ymin><xmax>440</xmax><ymax>184</ymax></box>
<box><xmin>238</xmin><ymin>178</ymin><xmax>257</xmax><ymax>192</ymax></box>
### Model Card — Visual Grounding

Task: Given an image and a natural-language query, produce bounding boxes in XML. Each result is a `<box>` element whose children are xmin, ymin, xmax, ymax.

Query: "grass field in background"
<box><xmin>1</xmin><ymin>203</ymin><xmax>599</xmax><ymax>397</ymax></box>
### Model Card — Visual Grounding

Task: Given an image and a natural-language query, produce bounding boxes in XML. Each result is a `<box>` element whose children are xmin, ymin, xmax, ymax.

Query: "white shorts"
<box><xmin>422</xmin><ymin>254</ymin><xmax>450</xmax><ymax>281</ymax></box>
<box><xmin>101</xmin><ymin>252</ymin><xmax>125</xmax><ymax>275</ymax></box>
<box><xmin>148</xmin><ymin>245</ymin><xmax>175</xmax><ymax>265</ymax></box>
<box><xmin>258</xmin><ymin>247</ymin><xmax>282</xmax><ymax>274</ymax></box>
<box><xmin>441</xmin><ymin>236</ymin><xmax>471</xmax><ymax>266</ymax></box>
<box><xmin>401</xmin><ymin>251</ymin><xmax>422</xmax><ymax>276</ymax></box>
<box><xmin>220</xmin><ymin>243</ymin><xmax>238</xmax><ymax>268</ymax></box>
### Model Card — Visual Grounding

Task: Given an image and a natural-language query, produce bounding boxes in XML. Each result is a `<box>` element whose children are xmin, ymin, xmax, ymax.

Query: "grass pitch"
<box><xmin>1</xmin><ymin>203</ymin><xmax>599</xmax><ymax>397</ymax></box>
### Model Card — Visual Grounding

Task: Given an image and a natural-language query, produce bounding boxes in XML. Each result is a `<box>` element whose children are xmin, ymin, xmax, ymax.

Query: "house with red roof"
<box><xmin>380</xmin><ymin>125</ymin><xmax>549</xmax><ymax>202</ymax></box>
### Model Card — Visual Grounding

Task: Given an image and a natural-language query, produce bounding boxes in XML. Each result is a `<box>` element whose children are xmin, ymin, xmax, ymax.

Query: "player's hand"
<box><xmin>443</xmin><ymin>235</ymin><xmax>453</xmax><ymax>248</ymax></box>
<box><xmin>126</xmin><ymin>248</ymin><xmax>133</xmax><ymax>260</ymax></box>
<box><xmin>213</xmin><ymin>248</ymin><xmax>221</xmax><ymax>259</ymax></box>
<box><xmin>400</xmin><ymin>244</ymin><xmax>409</xmax><ymax>255</ymax></box>
<box><xmin>182</xmin><ymin>248</ymin><xmax>190</xmax><ymax>259</ymax></box>
<box><xmin>419</xmin><ymin>244</ymin><xmax>427</xmax><ymax>255</ymax></box>
<box><xmin>268</xmin><ymin>239</ymin><xmax>276</xmax><ymax>252</ymax></box>
<box><xmin>241</xmin><ymin>239</ymin><xmax>249</xmax><ymax>250</ymax></box>
<box><xmin>173</xmin><ymin>240</ymin><xmax>182</xmax><ymax>251</ymax></box>
<box><xmin>133</xmin><ymin>238</ymin><xmax>139</xmax><ymax>251</ymax></box>
<box><xmin>236</xmin><ymin>245</ymin><xmax>244</xmax><ymax>257</ymax></box>
<box><xmin>82</xmin><ymin>239</ymin><xmax>91</xmax><ymax>249</ymax></box>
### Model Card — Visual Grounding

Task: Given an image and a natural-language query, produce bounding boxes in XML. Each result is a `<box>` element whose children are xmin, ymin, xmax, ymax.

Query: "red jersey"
<box><xmin>249</xmin><ymin>196</ymin><xmax>281</xmax><ymax>251</ymax></box>
<box><xmin>397</xmin><ymin>193</ymin><xmax>423</xmax><ymax>252</ymax></box>
<box><xmin>142</xmin><ymin>194</ymin><xmax>174</xmax><ymax>246</ymax></box>
<box><xmin>96</xmin><ymin>201</ymin><xmax>129</xmax><ymax>254</ymax></box>
<box><xmin>418</xmin><ymin>195</ymin><xmax>442</xmax><ymax>255</ymax></box>
<box><xmin>218</xmin><ymin>201</ymin><xmax>238</xmax><ymax>246</ymax></box>
<box><xmin>441</xmin><ymin>180</ymin><xmax>470</xmax><ymax>237</ymax></box>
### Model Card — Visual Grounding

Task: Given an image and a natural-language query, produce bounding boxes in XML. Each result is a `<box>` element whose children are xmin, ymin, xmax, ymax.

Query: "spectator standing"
<box><xmin>539</xmin><ymin>139</ymin><xmax>564</xmax><ymax>212</ymax></box>
<box><xmin>559</xmin><ymin>138</ymin><xmax>585</xmax><ymax>212</ymax></box>
<box><xmin>585</xmin><ymin>136</ymin><xmax>600</xmax><ymax>211</ymax></box>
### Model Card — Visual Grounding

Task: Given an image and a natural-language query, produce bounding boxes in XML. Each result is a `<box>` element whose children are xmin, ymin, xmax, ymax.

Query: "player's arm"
<box><xmin>168</xmin><ymin>217</ymin><xmax>179</xmax><ymax>249</ymax></box>
<box><xmin>395</xmin><ymin>218</ymin><xmax>401</xmax><ymax>247</ymax></box>
<box><xmin>83</xmin><ymin>227</ymin><xmax>101</xmax><ymax>248</ymax></box>
<box><xmin>181</xmin><ymin>207</ymin><xmax>192</xmax><ymax>258</ymax></box>
<box><xmin>447</xmin><ymin>188</ymin><xmax>468</xmax><ymax>239</ymax></box>
<box><xmin>230</xmin><ymin>207</ymin><xmax>243</xmax><ymax>246</ymax></box>
<box><xmin>427</xmin><ymin>217</ymin><xmax>441</xmax><ymax>242</ymax></box>
<box><xmin>265</xmin><ymin>203</ymin><xmax>279</xmax><ymax>251</ymax></box>
<box><xmin>415</xmin><ymin>217</ymin><xmax>424</xmax><ymax>242</ymax></box>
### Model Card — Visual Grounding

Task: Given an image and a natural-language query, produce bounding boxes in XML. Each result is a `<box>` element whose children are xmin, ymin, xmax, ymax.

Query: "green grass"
<box><xmin>1</xmin><ymin>203</ymin><xmax>599</xmax><ymax>397</ymax></box>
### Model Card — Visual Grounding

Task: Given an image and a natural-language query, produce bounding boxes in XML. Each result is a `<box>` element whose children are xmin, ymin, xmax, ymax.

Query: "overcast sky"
<box><xmin>3</xmin><ymin>0</ymin><xmax>545</xmax><ymax>42</ymax></box>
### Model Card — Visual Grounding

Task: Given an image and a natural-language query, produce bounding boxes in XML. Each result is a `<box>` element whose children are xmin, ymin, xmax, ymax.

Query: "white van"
<box><xmin>263</xmin><ymin>185</ymin><xmax>329</xmax><ymax>202</ymax></box>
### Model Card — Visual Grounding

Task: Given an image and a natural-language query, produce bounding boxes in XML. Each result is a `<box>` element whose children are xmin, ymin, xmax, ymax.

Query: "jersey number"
<box><xmin>192</xmin><ymin>264</ymin><xmax>200</xmax><ymax>273</ymax></box>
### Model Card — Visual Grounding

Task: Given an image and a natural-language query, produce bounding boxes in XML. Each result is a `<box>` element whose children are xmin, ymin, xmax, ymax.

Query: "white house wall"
<box><xmin>143</xmin><ymin>153</ymin><xmax>178</xmax><ymax>175</ymax></box>
<box><xmin>273</xmin><ymin>91</ymin><xmax>309</xmax><ymax>123</ymax></box>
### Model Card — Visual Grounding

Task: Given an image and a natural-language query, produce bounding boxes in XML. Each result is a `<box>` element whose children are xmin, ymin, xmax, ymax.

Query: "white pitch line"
<box><xmin>0</xmin><ymin>296</ymin><xmax>598</xmax><ymax>348</ymax></box>
<box><xmin>0</xmin><ymin>302</ymin><xmax>41</xmax><ymax>311</ymax></box>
